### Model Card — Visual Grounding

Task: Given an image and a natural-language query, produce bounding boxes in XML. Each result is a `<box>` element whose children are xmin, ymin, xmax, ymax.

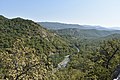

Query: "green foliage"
<box><xmin>68</xmin><ymin>39</ymin><xmax>120</xmax><ymax>80</ymax></box>
<box><xmin>54</xmin><ymin>28</ymin><xmax>120</xmax><ymax>39</ymax></box>
<box><xmin>0</xmin><ymin>16</ymin><xmax>120</xmax><ymax>80</ymax></box>
<box><xmin>0</xmin><ymin>39</ymin><xmax>56</xmax><ymax>80</ymax></box>
<box><xmin>0</xmin><ymin>16</ymin><xmax>75</xmax><ymax>80</ymax></box>
<box><xmin>92</xmin><ymin>39</ymin><xmax>120</xmax><ymax>80</ymax></box>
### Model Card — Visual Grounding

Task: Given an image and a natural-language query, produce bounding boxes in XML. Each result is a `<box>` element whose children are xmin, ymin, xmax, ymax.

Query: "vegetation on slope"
<box><xmin>0</xmin><ymin>15</ymin><xmax>120</xmax><ymax>80</ymax></box>
<box><xmin>0</xmin><ymin>15</ymin><xmax>76</xmax><ymax>79</ymax></box>
<box><xmin>54</xmin><ymin>28</ymin><xmax>120</xmax><ymax>39</ymax></box>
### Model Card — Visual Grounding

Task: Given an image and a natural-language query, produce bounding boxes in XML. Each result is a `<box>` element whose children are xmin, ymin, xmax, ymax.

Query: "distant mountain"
<box><xmin>54</xmin><ymin>28</ymin><xmax>120</xmax><ymax>39</ymax></box>
<box><xmin>39</xmin><ymin>22</ymin><xmax>120</xmax><ymax>40</ymax></box>
<box><xmin>109</xmin><ymin>27</ymin><xmax>120</xmax><ymax>30</ymax></box>
<box><xmin>101</xmin><ymin>33</ymin><xmax>120</xmax><ymax>40</ymax></box>
<box><xmin>39</xmin><ymin>22</ymin><xmax>110</xmax><ymax>30</ymax></box>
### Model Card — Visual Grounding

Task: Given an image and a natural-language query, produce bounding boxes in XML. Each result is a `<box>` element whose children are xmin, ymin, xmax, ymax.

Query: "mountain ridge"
<box><xmin>39</xmin><ymin>22</ymin><xmax>111</xmax><ymax>30</ymax></box>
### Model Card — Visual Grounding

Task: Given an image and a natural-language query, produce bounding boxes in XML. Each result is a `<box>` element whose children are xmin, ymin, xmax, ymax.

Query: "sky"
<box><xmin>1</xmin><ymin>0</ymin><xmax>120</xmax><ymax>27</ymax></box>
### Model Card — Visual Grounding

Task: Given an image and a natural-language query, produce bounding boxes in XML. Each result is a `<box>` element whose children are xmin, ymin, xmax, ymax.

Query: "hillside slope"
<box><xmin>0</xmin><ymin>15</ymin><xmax>75</xmax><ymax>54</ymax></box>
<box><xmin>54</xmin><ymin>28</ymin><xmax>120</xmax><ymax>39</ymax></box>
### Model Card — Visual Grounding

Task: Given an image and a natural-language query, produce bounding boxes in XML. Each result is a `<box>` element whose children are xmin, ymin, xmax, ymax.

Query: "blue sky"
<box><xmin>1</xmin><ymin>0</ymin><xmax>120</xmax><ymax>27</ymax></box>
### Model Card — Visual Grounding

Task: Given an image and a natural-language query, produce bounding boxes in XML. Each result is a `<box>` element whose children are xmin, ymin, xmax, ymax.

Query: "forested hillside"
<box><xmin>0</xmin><ymin>16</ymin><xmax>120</xmax><ymax>80</ymax></box>
<box><xmin>40</xmin><ymin>22</ymin><xmax>120</xmax><ymax>80</ymax></box>
<box><xmin>0</xmin><ymin>15</ymin><xmax>76</xmax><ymax>79</ymax></box>
<box><xmin>54</xmin><ymin>28</ymin><xmax>120</xmax><ymax>39</ymax></box>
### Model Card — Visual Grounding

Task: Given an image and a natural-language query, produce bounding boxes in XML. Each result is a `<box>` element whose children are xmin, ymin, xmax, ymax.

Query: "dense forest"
<box><xmin>0</xmin><ymin>16</ymin><xmax>120</xmax><ymax>80</ymax></box>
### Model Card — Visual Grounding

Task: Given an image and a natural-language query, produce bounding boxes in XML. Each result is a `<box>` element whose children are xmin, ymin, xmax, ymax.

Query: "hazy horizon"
<box><xmin>3</xmin><ymin>15</ymin><xmax>120</xmax><ymax>29</ymax></box>
<box><xmin>1</xmin><ymin>0</ymin><xmax>120</xmax><ymax>28</ymax></box>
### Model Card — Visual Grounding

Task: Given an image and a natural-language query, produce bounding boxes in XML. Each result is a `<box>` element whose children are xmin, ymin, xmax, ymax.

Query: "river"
<box><xmin>57</xmin><ymin>46</ymin><xmax>80</xmax><ymax>69</ymax></box>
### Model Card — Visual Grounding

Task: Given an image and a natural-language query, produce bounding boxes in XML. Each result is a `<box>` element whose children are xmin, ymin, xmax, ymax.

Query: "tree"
<box><xmin>0</xmin><ymin>39</ymin><xmax>56</xmax><ymax>80</ymax></box>
<box><xmin>93</xmin><ymin>39</ymin><xmax>120</xmax><ymax>80</ymax></box>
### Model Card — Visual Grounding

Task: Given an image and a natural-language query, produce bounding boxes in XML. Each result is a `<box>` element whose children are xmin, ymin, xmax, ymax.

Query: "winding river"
<box><xmin>57</xmin><ymin>46</ymin><xmax>80</xmax><ymax>69</ymax></box>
